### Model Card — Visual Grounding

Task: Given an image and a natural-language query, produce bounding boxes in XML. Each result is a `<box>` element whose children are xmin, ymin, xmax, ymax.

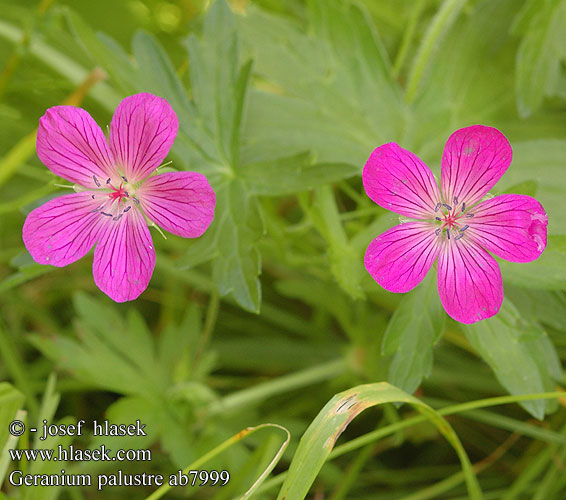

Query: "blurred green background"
<box><xmin>1</xmin><ymin>0</ymin><xmax>566</xmax><ymax>498</ymax></box>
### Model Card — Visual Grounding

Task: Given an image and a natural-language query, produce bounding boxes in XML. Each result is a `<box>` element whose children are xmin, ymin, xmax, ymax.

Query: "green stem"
<box><xmin>204</xmin><ymin>358</ymin><xmax>347</xmax><ymax>417</ymax></box>
<box><xmin>405</xmin><ymin>0</ymin><xmax>468</xmax><ymax>103</ymax></box>
<box><xmin>193</xmin><ymin>291</ymin><xmax>220</xmax><ymax>368</ymax></box>
<box><xmin>392</xmin><ymin>0</ymin><xmax>426</xmax><ymax>78</ymax></box>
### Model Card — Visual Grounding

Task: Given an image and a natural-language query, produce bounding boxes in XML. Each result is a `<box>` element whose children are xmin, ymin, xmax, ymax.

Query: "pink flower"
<box><xmin>23</xmin><ymin>93</ymin><xmax>215</xmax><ymax>302</ymax></box>
<box><xmin>363</xmin><ymin>125</ymin><xmax>547</xmax><ymax>324</ymax></box>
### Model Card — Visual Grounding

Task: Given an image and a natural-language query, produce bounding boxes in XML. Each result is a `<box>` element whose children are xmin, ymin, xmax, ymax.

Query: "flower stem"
<box><xmin>405</xmin><ymin>0</ymin><xmax>468</xmax><ymax>103</ymax></box>
<box><xmin>204</xmin><ymin>358</ymin><xmax>347</xmax><ymax>417</ymax></box>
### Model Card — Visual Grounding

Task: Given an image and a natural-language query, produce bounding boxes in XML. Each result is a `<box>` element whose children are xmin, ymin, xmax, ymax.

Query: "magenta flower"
<box><xmin>23</xmin><ymin>93</ymin><xmax>215</xmax><ymax>302</ymax></box>
<box><xmin>363</xmin><ymin>125</ymin><xmax>547</xmax><ymax>324</ymax></box>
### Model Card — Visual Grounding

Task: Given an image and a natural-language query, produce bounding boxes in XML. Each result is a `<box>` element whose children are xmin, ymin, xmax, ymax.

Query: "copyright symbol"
<box><xmin>9</xmin><ymin>420</ymin><xmax>25</xmax><ymax>436</ymax></box>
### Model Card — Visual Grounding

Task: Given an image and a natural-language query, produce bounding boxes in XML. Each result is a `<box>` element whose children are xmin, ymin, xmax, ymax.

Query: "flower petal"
<box><xmin>441</xmin><ymin>125</ymin><xmax>512</xmax><ymax>207</ymax></box>
<box><xmin>137</xmin><ymin>172</ymin><xmax>216</xmax><ymax>238</ymax></box>
<box><xmin>363</xmin><ymin>143</ymin><xmax>441</xmax><ymax>218</ymax></box>
<box><xmin>37</xmin><ymin>106</ymin><xmax>116</xmax><ymax>188</ymax></box>
<box><xmin>466</xmin><ymin>194</ymin><xmax>547</xmax><ymax>263</ymax></box>
<box><xmin>364</xmin><ymin>222</ymin><xmax>440</xmax><ymax>293</ymax></box>
<box><xmin>93</xmin><ymin>208</ymin><xmax>156</xmax><ymax>302</ymax></box>
<box><xmin>437</xmin><ymin>240</ymin><xmax>503</xmax><ymax>324</ymax></box>
<box><xmin>23</xmin><ymin>192</ymin><xmax>107</xmax><ymax>267</ymax></box>
<box><xmin>109</xmin><ymin>93</ymin><xmax>179</xmax><ymax>183</ymax></box>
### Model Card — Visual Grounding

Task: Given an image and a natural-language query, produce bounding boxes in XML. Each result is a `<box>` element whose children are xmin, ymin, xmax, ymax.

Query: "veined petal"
<box><xmin>93</xmin><ymin>207</ymin><xmax>155</xmax><ymax>302</ymax></box>
<box><xmin>37</xmin><ymin>107</ymin><xmax>116</xmax><ymax>188</ymax></box>
<box><xmin>109</xmin><ymin>93</ymin><xmax>178</xmax><ymax>183</ymax></box>
<box><xmin>23</xmin><ymin>192</ymin><xmax>107</xmax><ymax>267</ymax></box>
<box><xmin>364</xmin><ymin>222</ymin><xmax>440</xmax><ymax>293</ymax></box>
<box><xmin>137</xmin><ymin>172</ymin><xmax>215</xmax><ymax>238</ymax></box>
<box><xmin>466</xmin><ymin>194</ymin><xmax>547</xmax><ymax>263</ymax></box>
<box><xmin>363</xmin><ymin>143</ymin><xmax>441</xmax><ymax>218</ymax></box>
<box><xmin>438</xmin><ymin>240</ymin><xmax>503</xmax><ymax>324</ymax></box>
<box><xmin>441</xmin><ymin>125</ymin><xmax>512</xmax><ymax>207</ymax></box>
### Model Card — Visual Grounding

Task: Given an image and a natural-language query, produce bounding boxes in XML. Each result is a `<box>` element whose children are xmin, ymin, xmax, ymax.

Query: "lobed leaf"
<box><xmin>463</xmin><ymin>299</ymin><xmax>562</xmax><ymax>419</ymax></box>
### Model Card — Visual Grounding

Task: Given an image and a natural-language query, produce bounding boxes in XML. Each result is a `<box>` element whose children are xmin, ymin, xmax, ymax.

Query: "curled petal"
<box><xmin>93</xmin><ymin>208</ymin><xmax>155</xmax><ymax>302</ymax></box>
<box><xmin>363</xmin><ymin>143</ymin><xmax>441</xmax><ymax>218</ymax></box>
<box><xmin>364</xmin><ymin>222</ymin><xmax>440</xmax><ymax>293</ymax></box>
<box><xmin>37</xmin><ymin>107</ymin><xmax>116</xmax><ymax>188</ymax></box>
<box><xmin>438</xmin><ymin>240</ymin><xmax>503</xmax><ymax>324</ymax></box>
<box><xmin>23</xmin><ymin>192</ymin><xmax>107</xmax><ymax>267</ymax></box>
<box><xmin>441</xmin><ymin>125</ymin><xmax>512</xmax><ymax>207</ymax></box>
<box><xmin>137</xmin><ymin>172</ymin><xmax>215</xmax><ymax>238</ymax></box>
<box><xmin>467</xmin><ymin>194</ymin><xmax>547</xmax><ymax>263</ymax></box>
<box><xmin>109</xmin><ymin>93</ymin><xmax>178</xmax><ymax>183</ymax></box>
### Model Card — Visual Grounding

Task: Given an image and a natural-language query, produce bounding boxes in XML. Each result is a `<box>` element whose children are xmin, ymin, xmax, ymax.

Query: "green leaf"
<box><xmin>300</xmin><ymin>187</ymin><xmax>365</xmax><ymax>299</ymax></box>
<box><xmin>131</xmin><ymin>31</ymin><xmax>221</xmax><ymax>174</ymax></box>
<box><xmin>382</xmin><ymin>272</ymin><xmax>445</xmax><ymax>394</ymax></box>
<box><xmin>242</xmin><ymin>152</ymin><xmax>358</xmax><ymax>196</ymax></box>
<box><xmin>0</xmin><ymin>262</ymin><xmax>51</xmax><ymax>294</ymax></box>
<box><xmin>0</xmin><ymin>383</ymin><xmax>24</xmax><ymax>452</ymax></box>
<box><xmin>30</xmin><ymin>293</ymin><xmax>167</xmax><ymax>397</ymax></box>
<box><xmin>276</xmin><ymin>382</ymin><xmax>482</xmax><ymax>500</ymax></box>
<box><xmin>239</xmin><ymin>0</ymin><xmax>402</xmax><ymax>165</ymax></box>
<box><xmin>64</xmin><ymin>7</ymin><xmax>137</xmax><ymax>98</ymax></box>
<box><xmin>515</xmin><ymin>0</ymin><xmax>566</xmax><ymax>117</ymax></box>
<box><xmin>184</xmin><ymin>0</ymin><xmax>247</xmax><ymax>168</ymax></box>
<box><xmin>499</xmin><ymin>236</ymin><xmax>566</xmax><ymax>291</ymax></box>
<box><xmin>410</xmin><ymin>0</ymin><xmax>517</xmax><ymax>155</ymax></box>
<box><xmin>497</xmin><ymin>139</ymin><xmax>566</xmax><ymax>235</ymax></box>
<box><xmin>212</xmin><ymin>180</ymin><xmax>263</xmax><ymax>312</ymax></box>
<box><xmin>405</xmin><ymin>0</ymin><xmax>469</xmax><ymax>103</ymax></box>
<box><xmin>463</xmin><ymin>299</ymin><xmax>561</xmax><ymax>418</ymax></box>
<box><xmin>505</xmin><ymin>287</ymin><xmax>566</xmax><ymax>332</ymax></box>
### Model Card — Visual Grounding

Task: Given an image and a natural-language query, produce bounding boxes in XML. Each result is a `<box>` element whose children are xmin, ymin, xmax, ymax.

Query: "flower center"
<box><xmin>433</xmin><ymin>196</ymin><xmax>475</xmax><ymax>241</ymax></box>
<box><xmin>90</xmin><ymin>175</ymin><xmax>140</xmax><ymax>222</ymax></box>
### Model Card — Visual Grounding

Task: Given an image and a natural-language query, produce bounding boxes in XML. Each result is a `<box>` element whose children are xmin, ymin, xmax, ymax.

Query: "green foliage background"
<box><xmin>0</xmin><ymin>0</ymin><xmax>566</xmax><ymax>498</ymax></box>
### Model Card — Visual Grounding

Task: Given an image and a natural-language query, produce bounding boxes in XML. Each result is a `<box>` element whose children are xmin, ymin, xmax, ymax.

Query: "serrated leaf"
<box><xmin>382</xmin><ymin>272</ymin><xmax>445</xmax><ymax>394</ymax></box>
<box><xmin>212</xmin><ymin>180</ymin><xmax>263</xmax><ymax>312</ymax></box>
<box><xmin>184</xmin><ymin>0</ymin><xmax>245</xmax><ymax>167</ymax></box>
<box><xmin>463</xmin><ymin>299</ymin><xmax>561</xmax><ymax>418</ymax></box>
<box><xmin>131</xmin><ymin>31</ymin><xmax>221</xmax><ymax>173</ymax></box>
<box><xmin>30</xmin><ymin>293</ymin><xmax>167</xmax><ymax>397</ymax></box>
<box><xmin>239</xmin><ymin>0</ymin><xmax>402</xmax><ymax>165</ymax></box>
